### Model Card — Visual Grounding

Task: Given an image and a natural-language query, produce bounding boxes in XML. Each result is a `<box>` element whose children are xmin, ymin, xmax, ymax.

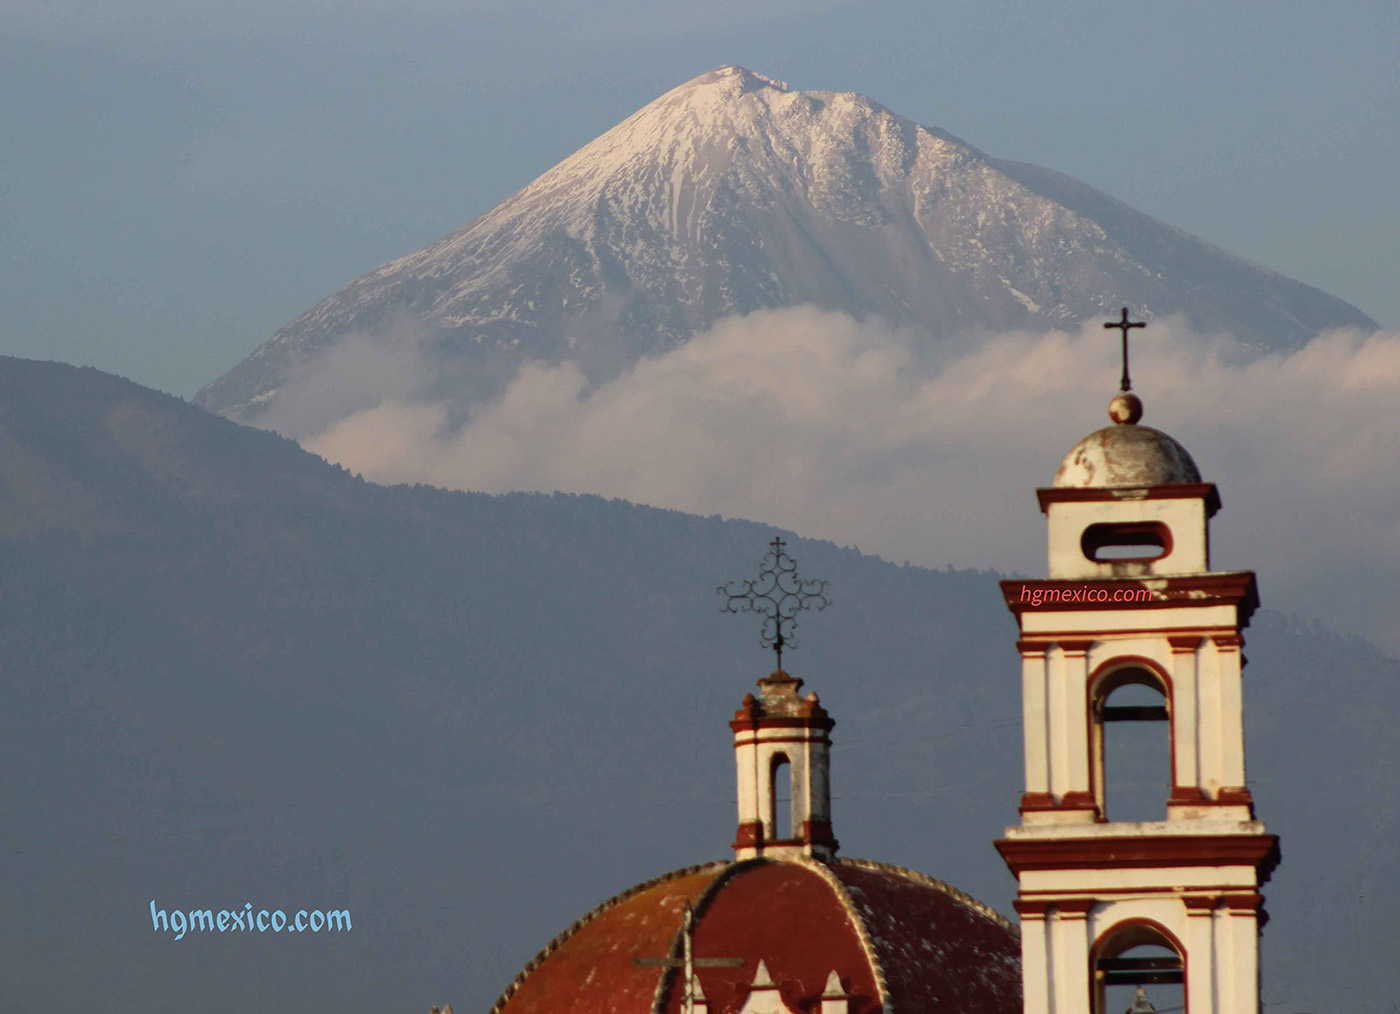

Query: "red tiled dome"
<box><xmin>490</xmin><ymin>857</ymin><xmax>1021</xmax><ymax>1014</ymax></box>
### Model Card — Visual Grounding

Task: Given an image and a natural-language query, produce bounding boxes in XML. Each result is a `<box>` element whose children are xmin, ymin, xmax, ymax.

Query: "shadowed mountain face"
<box><xmin>4</xmin><ymin>356</ymin><xmax>1396</xmax><ymax>1013</ymax></box>
<box><xmin>194</xmin><ymin>66</ymin><xmax>1375</xmax><ymax>424</ymax></box>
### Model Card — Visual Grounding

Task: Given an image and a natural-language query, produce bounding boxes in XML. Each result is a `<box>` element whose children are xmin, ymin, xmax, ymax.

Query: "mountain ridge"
<box><xmin>195</xmin><ymin>66</ymin><xmax>1375</xmax><ymax>426</ymax></box>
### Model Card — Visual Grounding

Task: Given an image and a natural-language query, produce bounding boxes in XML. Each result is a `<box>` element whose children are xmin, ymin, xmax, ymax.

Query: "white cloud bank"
<box><xmin>289</xmin><ymin>307</ymin><xmax>1400</xmax><ymax>652</ymax></box>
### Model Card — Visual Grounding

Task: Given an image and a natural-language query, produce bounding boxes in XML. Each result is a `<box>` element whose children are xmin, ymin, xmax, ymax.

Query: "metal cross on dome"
<box><xmin>1104</xmin><ymin>306</ymin><xmax>1147</xmax><ymax>392</ymax></box>
<box><xmin>633</xmin><ymin>901</ymin><xmax>743</xmax><ymax>1014</ymax></box>
<box><xmin>718</xmin><ymin>537</ymin><xmax>830</xmax><ymax>670</ymax></box>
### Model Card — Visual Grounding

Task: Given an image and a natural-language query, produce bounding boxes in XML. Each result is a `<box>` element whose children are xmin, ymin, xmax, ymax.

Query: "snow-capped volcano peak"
<box><xmin>196</xmin><ymin>66</ymin><xmax>1374</xmax><ymax>424</ymax></box>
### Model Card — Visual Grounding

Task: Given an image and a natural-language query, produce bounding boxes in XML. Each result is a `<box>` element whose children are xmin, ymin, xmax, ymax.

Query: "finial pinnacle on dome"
<box><xmin>1108</xmin><ymin>391</ymin><xmax>1143</xmax><ymax>425</ymax></box>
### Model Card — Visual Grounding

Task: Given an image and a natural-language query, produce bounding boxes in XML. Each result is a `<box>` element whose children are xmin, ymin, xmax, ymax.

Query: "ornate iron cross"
<box><xmin>1103</xmin><ymin>307</ymin><xmax>1146</xmax><ymax>392</ymax></box>
<box><xmin>718</xmin><ymin>537</ymin><xmax>830</xmax><ymax>670</ymax></box>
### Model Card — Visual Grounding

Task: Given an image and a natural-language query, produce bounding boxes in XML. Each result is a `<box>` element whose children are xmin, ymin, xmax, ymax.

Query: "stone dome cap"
<box><xmin>1053</xmin><ymin>394</ymin><xmax>1202</xmax><ymax>488</ymax></box>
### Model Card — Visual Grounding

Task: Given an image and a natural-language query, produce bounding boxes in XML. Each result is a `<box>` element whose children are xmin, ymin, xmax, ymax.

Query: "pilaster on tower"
<box><xmin>995</xmin><ymin>318</ymin><xmax>1279</xmax><ymax>1014</ymax></box>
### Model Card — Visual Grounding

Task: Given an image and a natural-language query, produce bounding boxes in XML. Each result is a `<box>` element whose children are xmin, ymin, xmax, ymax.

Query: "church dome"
<box><xmin>489</xmin><ymin>856</ymin><xmax>1020</xmax><ymax>1014</ymax></box>
<box><xmin>1053</xmin><ymin>393</ymin><xmax>1201</xmax><ymax>488</ymax></box>
<box><xmin>490</xmin><ymin>543</ymin><xmax>1020</xmax><ymax>1014</ymax></box>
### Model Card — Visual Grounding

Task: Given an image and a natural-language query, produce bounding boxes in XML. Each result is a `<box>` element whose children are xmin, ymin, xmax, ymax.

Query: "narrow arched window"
<box><xmin>1093</xmin><ymin>926</ymin><xmax>1185</xmax><ymax>1014</ymax></box>
<box><xmin>769</xmin><ymin>754</ymin><xmax>793</xmax><ymax>841</ymax></box>
<box><xmin>1092</xmin><ymin>666</ymin><xmax>1171</xmax><ymax>822</ymax></box>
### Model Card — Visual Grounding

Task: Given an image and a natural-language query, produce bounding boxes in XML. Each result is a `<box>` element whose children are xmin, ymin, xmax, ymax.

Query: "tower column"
<box><xmin>1184</xmin><ymin>897</ymin><xmax>1218</xmax><ymax>1014</ymax></box>
<box><xmin>1168</xmin><ymin>636</ymin><xmax>1203</xmax><ymax>809</ymax></box>
<box><xmin>1213</xmin><ymin>636</ymin><xmax>1249</xmax><ymax>797</ymax></box>
<box><xmin>1051</xmin><ymin>903</ymin><xmax>1093</xmax><ymax>1014</ymax></box>
<box><xmin>1057</xmin><ymin>642</ymin><xmax>1095</xmax><ymax>813</ymax></box>
<box><xmin>1016</xmin><ymin>901</ymin><xmax>1052</xmax><ymax>1014</ymax></box>
<box><xmin>1221</xmin><ymin>897</ymin><xmax>1262</xmax><ymax>1014</ymax></box>
<box><xmin>1018</xmin><ymin>642</ymin><xmax>1054</xmax><ymax>812</ymax></box>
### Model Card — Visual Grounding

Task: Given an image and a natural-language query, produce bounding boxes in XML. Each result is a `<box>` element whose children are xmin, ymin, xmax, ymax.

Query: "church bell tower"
<box><xmin>995</xmin><ymin>311</ymin><xmax>1279</xmax><ymax>1014</ymax></box>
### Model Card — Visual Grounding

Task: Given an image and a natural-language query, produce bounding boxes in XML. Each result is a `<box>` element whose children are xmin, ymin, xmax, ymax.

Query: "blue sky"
<box><xmin>2</xmin><ymin>0</ymin><xmax>1396</xmax><ymax>397</ymax></box>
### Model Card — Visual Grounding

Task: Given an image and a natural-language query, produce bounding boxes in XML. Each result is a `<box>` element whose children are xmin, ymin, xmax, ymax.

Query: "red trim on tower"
<box><xmin>732</xmin><ymin>821</ymin><xmax>763</xmax><ymax>849</ymax></box>
<box><xmin>1018</xmin><ymin>792</ymin><xmax>1060</xmax><ymax>813</ymax></box>
<box><xmin>1215</xmin><ymin>787</ymin><xmax>1255</xmax><ymax>811</ymax></box>
<box><xmin>1168</xmin><ymin>786</ymin><xmax>1209</xmax><ymax>804</ymax></box>
<box><xmin>1014</xmin><ymin>625</ymin><xmax>1242</xmax><ymax>641</ymax></box>
<box><xmin>995</xmin><ymin>834</ymin><xmax>1280</xmax><ymax>881</ymax></box>
<box><xmin>1000</xmin><ymin>573</ymin><xmax>1258</xmax><ymax>624</ymax></box>
<box><xmin>1059</xmin><ymin>790</ymin><xmax>1100</xmax><ymax>812</ymax></box>
<box><xmin>731</xmin><ymin>733</ymin><xmax>832</xmax><ymax>747</ymax></box>
<box><xmin>1019</xmin><ymin>791</ymin><xmax>1100</xmax><ymax>816</ymax></box>
<box><xmin>1018</xmin><ymin>883</ymin><xmax>1262</xmax><ymax>900</ymax></box>
<box><xmin>1222</xmin><ymin>892</ymin><xmax>1265</xmax><ymax>913</ymax></box>
<box><xmin>729</xmin><ymin>716</ymin><xmax>834</xmax><ymax>733</ymax></box>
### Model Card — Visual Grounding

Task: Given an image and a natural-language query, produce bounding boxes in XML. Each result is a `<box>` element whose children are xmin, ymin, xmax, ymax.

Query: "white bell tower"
<box><xmin>996</xmin><ymin>321</ymin><xmax>1279</xmax><ymax>1014</ymax></box>
<box><xmin>731</xmin><ymin>669</ymin><xmax>837</xmax><ymax>862</ymax></box>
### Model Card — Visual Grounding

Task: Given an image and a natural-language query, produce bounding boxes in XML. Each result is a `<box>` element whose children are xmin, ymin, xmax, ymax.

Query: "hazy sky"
<box><xmin>2</xmin><ymin>0</ymin><xmax>1396</xmax><ymax>398</ymax></box>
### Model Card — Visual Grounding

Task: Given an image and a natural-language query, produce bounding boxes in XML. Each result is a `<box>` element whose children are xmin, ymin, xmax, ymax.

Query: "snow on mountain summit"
<box><xmin>196</xmin><ymin>65</ymin><xmax>1376</xmax><ymax>424</ymax></box>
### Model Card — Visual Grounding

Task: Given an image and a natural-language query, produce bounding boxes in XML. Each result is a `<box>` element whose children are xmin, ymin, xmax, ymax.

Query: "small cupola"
<box><xmin>731</xmin><ymin>671</ymin><xmax>837</xmax><ymax>861</ymax></box>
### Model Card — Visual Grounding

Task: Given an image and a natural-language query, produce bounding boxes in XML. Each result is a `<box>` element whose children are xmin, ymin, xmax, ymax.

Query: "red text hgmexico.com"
<box><xmin>1019</xmin><ymin>584</ymin><xmax>1152</xmax><ymax>607</ymax></box>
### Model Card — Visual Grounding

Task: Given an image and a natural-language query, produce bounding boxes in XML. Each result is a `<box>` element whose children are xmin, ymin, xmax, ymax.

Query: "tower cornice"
<box><xmin>995</xmin><ymin>832</ymin><xmax>1280</xmax><ymax>882</ymax></box>
<box><xmin>1036</xmin><ymin>483</ymin><xmax>1221</xmax><ymax>516</ymax></box>
<box><xmin>1000</xmin><ymin>572</ymin><xmax>1258</xmax><ymax>624</ymax></box>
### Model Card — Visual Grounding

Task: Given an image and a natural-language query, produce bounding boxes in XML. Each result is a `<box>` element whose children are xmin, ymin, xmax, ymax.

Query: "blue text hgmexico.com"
<box><xmin>150</xmin><ymin>900</ymin><xmax>351</xmax><ymax>940</ymax></box>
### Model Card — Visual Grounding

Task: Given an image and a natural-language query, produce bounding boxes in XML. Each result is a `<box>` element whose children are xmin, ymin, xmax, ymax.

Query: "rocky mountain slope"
<box><xmin>195</xmin><ymin>66</ymin><xmax>1375</xmax><ymax>424</ymax></box>
<box><xmin>4</xmin><ymin>356</ymin><xmax>1395</xmax><ymax>1013</ymax></box>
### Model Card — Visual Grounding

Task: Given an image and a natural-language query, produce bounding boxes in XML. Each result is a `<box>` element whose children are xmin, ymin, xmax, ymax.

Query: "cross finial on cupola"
<box><xmin>718</xmin><ymin>538</ymin><xmax>830</xmax><ymax>672</ymax></box>
<box><xmin>1102</xmin><ymin>308</ymin><xmax>1148</xmax><ymax>426</ymax></box>
<box><xmin>1104</xmin><ymin>306</ymin><xmax>1147</xmax><ymax>393</ymax></box>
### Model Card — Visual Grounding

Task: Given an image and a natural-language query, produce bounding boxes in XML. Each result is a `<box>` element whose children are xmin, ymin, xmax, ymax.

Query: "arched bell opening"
<box><xmin>1092</xmin><ymin>921</ymin><xmax>1186</xmax><ymax>1014</ymax></box>
<box><xmin>1090</xmin><ymin>662</ymin><xmax>1173</xmax><ymax>822</ymax></box>
<box><xmin>768</xmin><ymin>753</ymin><xmax>794</xmax><ymax>841</ymax></box>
